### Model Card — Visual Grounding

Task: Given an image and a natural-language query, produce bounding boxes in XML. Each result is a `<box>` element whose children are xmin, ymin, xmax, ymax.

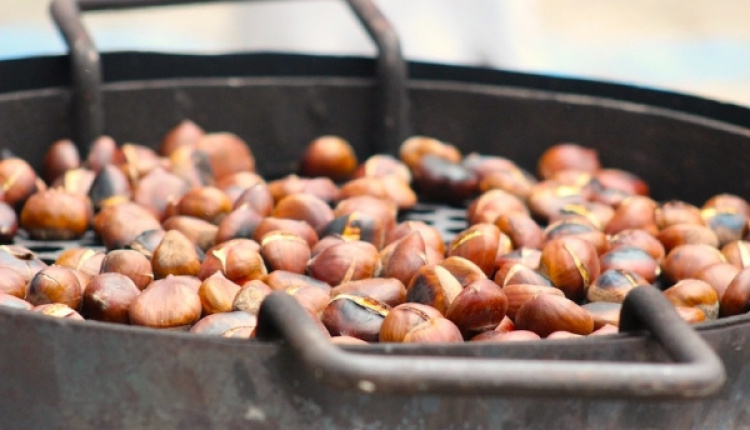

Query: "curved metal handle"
<box><xmin>256</xmin><ymin>286</ymin><xmax>725</xmax><ymax>398</ymax></box>
<box><xmin>50</xmin><ymin>0</ymin><xmax>408</xmax><ymax>156</ymax></box>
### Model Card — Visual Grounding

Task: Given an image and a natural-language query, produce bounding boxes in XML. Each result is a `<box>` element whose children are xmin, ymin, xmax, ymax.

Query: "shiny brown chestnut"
<box><xmin>386</xmin><ymin>220</ymin><xmax>446</xmax><ymax>255</ymax></box>
<box><xmin>82</xmin><ymin>273</ymin><xmax>141</xmax><ymax>323</ymax></box>
<box><xmin>514</xmin><ymin>293</ymin><xmax>594</xmax><ymax>337</ymax></box>
<box><xmin>703</xmin><ymin>193</ymin><xmax>750</xmax><ymax>217</ymax></box>
<box><xmin>495</xmin><ymin>212</ymin><xmax>543</xmax><ymax>250</ymax></box>
<box><xmin>336</xmin><ymin>176</ymin><xmax>390</xmax><ymax>202</ymax></box>
<box><xmin>539</xmin><ymin>237</ymin><xmax>600</xmax><ymax>302</ymax></box>
<box><xmin>100</xmin><ymin>249</ymin><xmax>154</xmax><ymax>290</ymax></box>
<box><xmin>586</xmin><ymin>269</ymin><xmax>646</xmax><ymax>303</ymax></box>
<box><xmin>720</xmin><ymin>267</ymin><xmax>750</xmax><ymax>317</ymax></box>
<box><xmin>88</xmin><ymin>164</ymin><xmax>132</xmax><ymax>210</ymax></box>
<box><xmin>0</xmin><ymin>265</ymin><xmax>27</xmax><ymax>298</ymax></box>
<box><xmin>493</xmin><ymin>261</ymin><xmax>551</xmax><ymax>287</ymax></box>
<box><xmin>259</xmin><ymin>231</ymin><xmax>311</xmax><ymax>274</ymax></box>
<box><xmin>231</xmin><ymin>183</ymin><xmax>274</xmax><ymax>217</ymax></box>
<box><xmin>322</xmin><ymin>211</ymin><xmax>386</xmax><ymax>249</ymax></box>
<box><xmin>42</xmin><ymin>138</ymin><xmax>80</xmax><ymax>184</ymax></box>
<box><xmin>189</xmin><ymin>311</ymin><xmax>258</xmax><ymax>338</ymax></box>
<box><xmin>26</xmin><ymin>266</ymin><xmax>83</xmax><ymax>311</ymax></box>
<box><xmin>33</xmin><ymin>303</ymin><xmax>85</xmax><ymax>320</ymax></box>
<box><xmin>132</xmin><ymin>167</ymin><xmax>190</xmax><ymax>221</ymax></box>
<box><xmin>537</xmin><ymin>143</ymin><xmax>600</xmax><ymax>180</ymax></box>
<box><xmin>232</xmin><ymin>280</ymin><xmax>272</xmax><ymax>316</ymax></box>
<box><xmin>548</xmin><ymin>201</ymin><xmax>615</xmax><ymax>231</ymax></box>
<box><xmin>470</xmin><ymin>330</ymin><xmax>541</xmax><ymax>343</ymax></box>
<box><xmin>151</xmin><ymin>229</ymin><xmax>201</xmax><ymax>279</ymax></box>
<box><xmin>608</xmin><ymin>229</ymin><xmax>666</xmax><ymax>263</ymax></box>
<box><xmin>599</xmin><ymin>246</ymin><xmax>660</xmax><ymax>284</ymax></box>
<box><xmin>413</xmin><ymin>155</ymin><xmax>478</xmax><ymax>205</ymax></box>
<box><xmin>379</xmin><ymin>302</ymin><xmax>443</xmax><ymax>342</ymax></box>
<box><xmin>262</xmin><ymin>270</ymin><xmax>331</xmax><ymax>294</ymax></box>
<box><xmin>162</xmin><ymin>215</ymin><xmax>218</xmax><ymax>251</ymax></box>
<box><xmin>0</xmin><ymin>157</ymin><xmax>40</xmax><ymax>209</ymax></box>
<box><xmin>543</xmin><ymin>219</ymin><xmax>608</xmax><ymax>255</ymax></box>
<box><xmin>402</xmin><ymin>317</ymin><xmax>463</xmax><ymax>343</ymax></box>
<box><xmin>20</xmin><ymin>189</ymin><xmax>92</xmax><ymax>240</ymax></box>
<box><xmin>694</xmin><ymin>263</ymin><xmax>740</xmax><ymax>299</ymax></box>
<box><xmin>592</xmin><ymin>168</ymin><xmax>649</xmax><ymax>197</ymax></box>
<box><xmin>662</xmin><ymin>244</ymin><xmax>727</xmax><ymax>283</ymax></box>
<box><xmin>478</xmin><ymin>164</ymin><xmax>537</xmax><ymax>199</ymax></box>
<box><xmin>129</xmin><ymin>275</ymin><xmax>202</xmax><ymax>329</ymax></box>
<box><xmin>194</xmin><ymin>132</ymin><xmax>255</xmax><ymax>179</ymax></box>
<box><xmin>126</xmin><ymin>229</ymin><xmax>166</xmax><ymax>260</ymax></box>
<box><xmin>334</xmin><ymin>195</ymin><xmax>398</xmax><ymax>231</ymax></box>
<box><xmin>581</xmin><ymin>301</ymin><xmax>622</xmax><ymax>329</ymax></box>
<box><xmin>120</xmin><ymin>143</ymin><xmax>166</xmax><ymax>181</ymax></box>
<box><xmin>176</xmin><ymin>186</ymin><xmax>232</xmax><ymax>225</ymax></box>
<box><xmin>353</xmin><ymin>154</ymin><xmax>411</xmax><ymax>183</ymax></box>
<box><xmin>0</xmin><ymin>245</ymin><xmax>48</xmax><ymax>284</ymax></box>
<box><xmin>447</xmin><ymin>223</ymin><xmax>502</xmax><ymax>277</ymax></box>
<box><xmin>657</xmin><ymin>223</ymin><xmax>719</xmax><ymax>252</ymax></box>
<box><xmin>437</xmin><ymin>256</ymin><xmax>487</xmax><ymax>287</ymax></box>
<box><xmin>284</xmin><ymin>284</ymin><xmax>331</xmax><ymax>316</ymax></box>
<box><xmin>467</xmin><ymin>189</ymin><xmax>528</xmax><ymax>225</ymax></box>
<box><xmin>701</xmin><ymin>208</ymin><xmax>748</xmax><ymax>248</ymax></box>
<box><xmin>53</xmin><ymin>167</ymin><xmax>96</xmax><ymax>196</ymax></box>
<box><xmin>321</xmin><ymin>294</ymin><xmax>390</xmax><ymax>342</ymax></box>
<box><xmin>654</xmin><ymin>200</ymin><xmax>704</xmax><ymax>230</ymax></box>
<box><xmin>380</xmin><ymin>231</ymin><xmax>428</xmax><ymax>286</ymax></box>
<box><xmin>664</xmin><ymin>279</ymin><xmax>719</xmax><ymax>320</ymax></box>
<box><xmin>503</xmin><ymin>283</ymin><xmax>565</xmax><ymax>321</ymax></box>
<box><xmin>198</xmin><ymin>271</ymin><xmax>242</xmax><ymax>315</ymax></box>
<box><xmin>94</xmin><ymin>202</ymin><xmax>163</xmax><ymax>250</ymax></box>
<box><xmin>405</xmin><ymin>264</ymin><xmax>463</xmax><ymax>314</ymax></box>
<box><xmin>215</xmin><ymin>205</ymin><xmax>264</xmax><ymax>244</ymax></box>
<box><xmin>55</xmin><ymin>248</ymin><xmax>104</xmax><ymax>280</ymax></box>
<box><xmin>721</xmin><ymin>240</ymin><xmax>750</xmax><ymax>269</ymax></box>
<box><xmin>604</xmin><ymin>195</ymin><xmax>658</xmax><ymax>236</ymax></box>
<box><xmin>197</xmin><ymin>238</ymin><xmax>266</xmax><ymax>285</ymax></box>
<box><xmin>399</xmin><ymin>135</ymin><xmax>462</xmax><ymax>172</ymax></box>
<box><xmin>252</xmin><ymin>217</ymin><xmax>319</xmax><ymax>248</ymax></box>
<box><xmin>445</xmin><ymin>279</ymin><xmax>508</xmax><ymax>334</ymax></box>
<box><xmin>526</xmin><ymin>180</ymin><xmax>587</xmax><ymax>223</ymax></box>
<box><xmin>306</xmin><ymin>240</ymin><xmax>381</xmax><ymax>286</ymax></box>
<box><xmin>330</xmin><ymin>278</ymin><xmax>406</xmax><ymax>307</ymax></box>
<box><xmin>494</xmin><ymin>248</ymin><xmax>542</xmax><ymax>271</ymax></box>
<box><xmin>86</xmin><ymin>136</ymin><xmax>124</xmax><ymax>173</ymax></box>
<box><xmin>299</xmin><ymin>135</ymin><xmax>358</xmax><ymax>181</ymax></box>
<box><xmin>268</xmin><ymin>175</ymin><xmax>340</xmax><ymax>204</ymax></box>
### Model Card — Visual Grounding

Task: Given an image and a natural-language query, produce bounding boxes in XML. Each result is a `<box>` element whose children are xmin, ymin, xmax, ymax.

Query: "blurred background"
<box><xmin>3</xmin><ymin>0</ymin><xmax>750</xmax><ymax>106</ymax></box>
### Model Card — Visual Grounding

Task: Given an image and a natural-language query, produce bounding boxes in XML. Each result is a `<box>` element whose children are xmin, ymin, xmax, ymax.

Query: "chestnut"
<box><xmin>405</xmin><ymin>264</ymin><xmax>462</xmax><ymax>314</ymax></box>
<box><xmin>514</xmin><ymin>293</ymin><xmax>594</xmax><ymax>337</ymax></box>
<box><xmin>159</xmin><ymin>119</ymin><xmax>205</xmax><ymax>156</ymax></box>
<box><xmin>663</xmin><ymin>279</ymin><xmax>719</xmax><ymax>320</ymax></box>
<box><xmin>120</xmin><ymin>143</ymin><xmax>165</xmax><ymax>181</ymax></box>
<box><xmin>176</xmin><ymin>186</ymin><xmax>232</xmax><ymax>224</ymax></box>
<box><xmin>334</xmin><ymin>195</ymin><xmax>398</xmax><ymax>231</ymax></box>
<box><xmin>537</xmin><ymin>143</ymin><xmax>600</xmax><ymax>180</ymax></box>
<box><xmin>26</xmin><ymin>266</ymin><xmax>83</xmax><ymax>310</ymax></box>
<box><xmin>445</xmin><ymin>279</ymin><xmax>508</xmax><ymax>334</ymax></box>
<box><xmin>299</xmin><ymin>135</ymin><xmax>358</xmax><ymax>181</ymax></box>
<box><xmin>194</xmin><ymin>132</ymin><xmax>255</xmax><ymax>179</ymax></box>
<box><xmin>495</xmin><ymin>212</ymin><xmax>543</xmax><ymax>250</ymax></box>
<box><xmin>386</xmin><ymin>220</ymin><xmax>446</xmax><ymax>255</ymax></box>
<box><xmin>132</xmin><ymin>167</ymin><xmax>190</xmax><ymax>221</ymax></box>
<box><xmin>604</xmin><ymin>195</ymin><xmax>658</xmax><ymax>236</ymax></box>
<box><xmin>353</xmin><ymin>154</ymin><xmax>411</xmax><ymax>184</ymax></box>
<box><xmin>82</xmin><ymin>273</ymin><xmax>140</xmax><ymax>323</ymax></box>
<box><xmin>53</xmin><ymin>167</ymin><xmax>96</xmax><ymax>196</ymax></box>
<box><xmin>478</xmin><ymin>165</ymin><xmax>537</xmax><ymax>199</ymax></box>
<box><xmin>88</xmin><ymin>164</ymin><xmax>131</xmax><ymax>210</ymax></box>
<box><xmin>320</xmin><ymin>294</ymin><xmax>390</xmax><ymax>342</ymax></box>
<box><xmin>662</xmin><ymin>244</ymin><xmax>726</xmax><ymax>283</ymax></box>
<box><xmin>581</xmin><ymin>301</ymin><xmax>621</xmax><ymax>329</ymax></box>
<box><xmin>379</xmin><ymin>302</ymin><xmax>443</xmax><ymax>342</ymax></box>
<box><xmin>694</xmin><ymin>263</ymin><xmax>740</xmax><ymax>299</ymax></box>
<box><xmin>322</xmin><ymin>212</ymin><xmax>386</xmax><ymax>249</ymax></box>
<box><xmin>151</xmin><ymin>229</ymin><xmax>201</xmax><ymax>279</ymax></box>
<box><xmin>189</xmin><ymin>311</ymin><xmax>257</xmax><ymax>338</ymax></box>
<box><xmin>259</xmin><ymin>231</ymin><xmax>311</xmax><ymax>274</ymax></box>
<box><xmin>590</xmin><ymin>324</ymin><xmax>619</xmax><ymax>336</ymax></box>
<box><xmin>86</xmin><ymin>135</ymin><xmax>124</xmax><ymax>173</ymax></box>
<box><xmin>380</xmin><ymin>231</ymin><xmax>428</xmax><ymax>286</ymax></box>
<box><xmin>588</xmin><ymin>268</ymin><xmax>647</xmax><ymax>302</ymax></box>
<box><xmin>0</xmin><ymin>265</ymin><xmax>27</xmax><ymax>298</ymax></box>
<box><xmin>399</xmin><ymin>135</ymin><xmax>461</xmax><ymax>172</ymax></box>
<box><xmin>33</xmin><ymin>303</ymin><xmax>84</xmax><ymax>320</ymax></box>
<box><xmin>447</xmin><ymin>223</ymin><xmax>502</xmax><ymax>277</ymax></box>
<box><xmin>128</xmin><ymin>275</ymin><xmax>202</xmax><ymax>329</ymax></box>
<box><xmin>330</xmin><ymin>278</ymin><xmax>406</xmax><ymax>307</ymax></box>
<box><xmin>330</xmin><ymin>336</ymin><xmax>369</xmax><ymax>345</ymax></box>
<box><xmin>378</xmin><ymin>175</ymin><xmax>418</xmax><ymax>210</ymax></box>
<box><xmin>337</xmin><ymin>176</ymin><xmax>390</xmax><ymax>202</ymax></box>
<box><xmin>0</xmin><ymin>245</ymin><xmax>48</xmax><ymax>283</ymax></box>
<box><xmin>721</xmin><ymin>240</ymin><xmax>750</xmax><ymax>269</ymax></box>
<box><xmin>232</xmin><ymin>280</ymin><xmax>272</xmax><ymax>316</ymax></box>
<box><xmin>100</xmin><ymin>249</ymin><xmax>154</xmax><ymax>290</ymax></box>
<box><xmin>198</xmin><ymin>272</ymin><xmax>242</xmax><ymax>315</ymax></box>
<box><xmin>0</xmin><ymin>201</ymin><xmax>17</xmax><ymax>243</ymax></box>
<box><xmin>263</xmin><ymin>270</ymin><xmax>331</xmax><ymax>294</ymax></box>
<box><xmin>252</xmin><ymin>217</ymin><xmax>319</xmax><ymax>248</ymax></box>
<box><xmin>215</xmin><ymin>205</ymin><xmax>264</xmax><ymax>244</ymax></box>
<box><xmin>654</xmin><ymin>200</ymin><xmax>704</xmax><ymax>230</ymax></box>
<box><xmin>438</xmin><ymin>256</ymin><xmax>487</xmax><ymax>287</ymax></box>
<box><xmin>494</xmin><ymin>248</ymin><xmax>542</xmax><ymax>271</ymax></box>
<box><xmin>168</xmin><ymin>144</ymin><xmax>214</xmax><ymax>188</ymax></box>
<box><xmin>548</xmin><ymin>201</ymin><xmax>615</xmax><ymax>231</ymax></box>
<box><xmin>0</xmin><ymin>157</ymin><xmax>40</xmax><ymax>208</ymax></box>
<box><xmin>306</xmin><ymin>240</ymin><xmax>381</xmax><ymax>286</ymax></box>
<box><xmin>598</xmin><ymin>246</ymin><xmax>660</xmax><ymax>284</ymax></box>
<box><xmin>608</xmin><ymin>229</ymin><xmax>666</xmax><ymax>263</ymax></box>
<box><xmin>526</xmin><ymin>180</ymin><xmax>587</xmax><ymax>223</ymax></box>
<box><xmin>701</xmin><ymin>208</ymin><xmax>748</xmax><ymax>247</ymax></box>
<box><xmin>466</xmin><ymin>189</ymin><xmax>528</xmax><ymax>225</ymax></box>
<box><xmin>20</xmin><ymin>189</ymin><xmax>92</xmax><ymax>240</ymax></box>
<box><xmin>503</xmin><ymin>283</ymin><xmax>565</xmax><ymax>320</ymax></box>
<box><xmin>494</xmin><ymin>262</ymin><xmax>551</xmax><ymax>287</ymax></box>
<box><xmin>55</xmin><ymin>248</ymin><xmax>104</xmax><ymax>280</ymax></box>
<box><xmin>543</xmin><ymin>219</ymin><xmax>608</xmax><ymax>255</ymax></box>
<box><xmin>0</xmin><ymin>293</ymin><xmax>32</xmax><ymax>310</ymax></box>
<box><xmin>470</xmin><ymin>330</ymin><xmax>541</xmax><ymax>343</ymax></box>
<box><xmin>402</xmin><ymin>317</ymin><xmax>463</xmax><ymax>344</ymax></box>
<box><xmin>285</xmin><ymin>284</ymin><xmax>331</xmax><ymax>316</ymax></box>
<box><xmin>720</xmin><ymin>267</ymin><xmax>750</xmax><ymax>317</ymax></box>
<box><xmin>232</xmin><ymin>183</ymin><xmax>274</xmax><ymax>216</ymax></box>
<box><xmin>94</xmin><ymin>202</ymin><xmax>162</xmax><ymax>250</ymax></box>
<box><xmin>268</xmin><ymin>175</ymin><xmax>340</xmax><ymax>204</ymax></box>
<box><xmin>413</xmin><ymin>155</ymin><xmax>478</xmax><ymax>205</ymax></box>
<box><xmin>42</xmin><ymin>138</ymin><xmax>80</xmax><ymax>184</ymax></box>
<box><xmin>197</xmin><ymin>238</ymin><xmax>266</xmax><ymax>285</ymax></box>
<box><xmin>126</xmin><ymin>229</ymin><xmax>166</xmax><ymax>260</ymax></box>
<box><xmin>674</xmin><ymin>306</ymin><xmax>706</xmax><ymax>324</ymax></box>
<box><xmin>162</xmin><ymin>215</ymin><xmax>218</xmax><ymax>251</ymax></box>
<box><xmin>657</xmin><ymin>223</ymin><xmax>719</xmax><ymax>252</ymax></box>
<box><xmin>539</xmin><ymin>237</ymin><xmax>600</xmax><ymax>302</ymax></box>
<box><xmin>592</xmin><ymin>168</ymin><xmax>648</xmax><ymax>197</ymax></box>
<box><xmin>703</xmin><ymin>193</ymin><xmax>750</xmax><ymax>217</ymax></box>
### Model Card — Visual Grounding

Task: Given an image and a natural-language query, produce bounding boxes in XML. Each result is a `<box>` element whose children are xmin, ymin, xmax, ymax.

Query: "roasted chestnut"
<box><xmin>299</xmin><ymin>135</ymin><xmax>358</xmax><ymax>181</ymax></box>
<box><xmin>26</xmin><ymin>266</ymin><xmax>83</xmax><ymax>311</ymax></box>
<box><xmin>306</xmin><ymin>240</ymin><xmax>381</xmax><ymax>286</ymax></box>
<box><xmin>537</xmin><ymin>143</ymin><xmax>600</xmax><ymax>180</ymax></box>
<box><xmin>445</xmin><ymin>279</ymin><xmax>508</xmax><ymax>334</ymax></box>
<box><xmin>539</xmin><ymin>237</ymin><xmax>600</xmax><ymax>302</ymax></box>
<box><xmin>151</xmin><ymin>229</ymin><xmax>202</xmax><ymax>279</ymax></box>
<box><xmin>128</xmin><ymin>275</ymin><xmax>202</xmax><ymax>329</ymax></box>
<box><xmin>514</xmin><ymin>293</ymin><xmax>594</xmax><ymax>337</ymax></box>
<box><xmin>20</xmin><ymin>188</ymin><xmax>92</xmax><ymax>240</ymax></box>
<box><xmin>259</xmin><ymin>231</ymin><xmax>311</xmax><ymax>274</ymax></box>
<box><xmin>330</xmin><ymin>278</ymin><xmax>406</xmax><ymax>307</ymax></box>
<box><xmin>320</xmin><ymin>294</ymin><xmax>390</xmax><ymax>342</ymax></box>
<box><xmin>664</xmin><ymin>279</ymin><xmax>719</xmax><ymax>320</ymax></box>
<box><xmin>82</xmin><ymin>273</ymin><xmax>141</xmax><ymax>323</ymax></box>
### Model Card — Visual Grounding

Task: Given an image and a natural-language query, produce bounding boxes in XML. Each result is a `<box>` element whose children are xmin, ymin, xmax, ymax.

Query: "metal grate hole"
<box><xmin>13</xmin><ymin>230</ymin><xmax>105</xmax><ymax>264</ymax></box>
<box><xmin>400</xmin><ymin>202</ymin><xmax>468</xmax><ymax>244</ymax></box>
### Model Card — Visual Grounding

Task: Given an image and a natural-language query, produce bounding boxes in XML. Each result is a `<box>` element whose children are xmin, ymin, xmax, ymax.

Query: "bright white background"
<box><xmin>3</xmin><ymin>0</ymin><xmax>750</xmax><ymax>106</ymax></box>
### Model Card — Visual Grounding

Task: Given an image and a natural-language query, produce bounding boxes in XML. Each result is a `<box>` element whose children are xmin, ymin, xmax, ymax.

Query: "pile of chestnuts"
<box><xmin>1</xmin><ymin>119</ymin><xmax>750</xmax><ymax>345</ymax></box>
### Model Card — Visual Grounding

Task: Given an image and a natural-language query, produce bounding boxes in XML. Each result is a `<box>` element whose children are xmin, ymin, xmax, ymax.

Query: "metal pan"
<box><xmin>0</xmin><ymin>0</ymin><xmax>747</xmax><ymax>428</ymax></box>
